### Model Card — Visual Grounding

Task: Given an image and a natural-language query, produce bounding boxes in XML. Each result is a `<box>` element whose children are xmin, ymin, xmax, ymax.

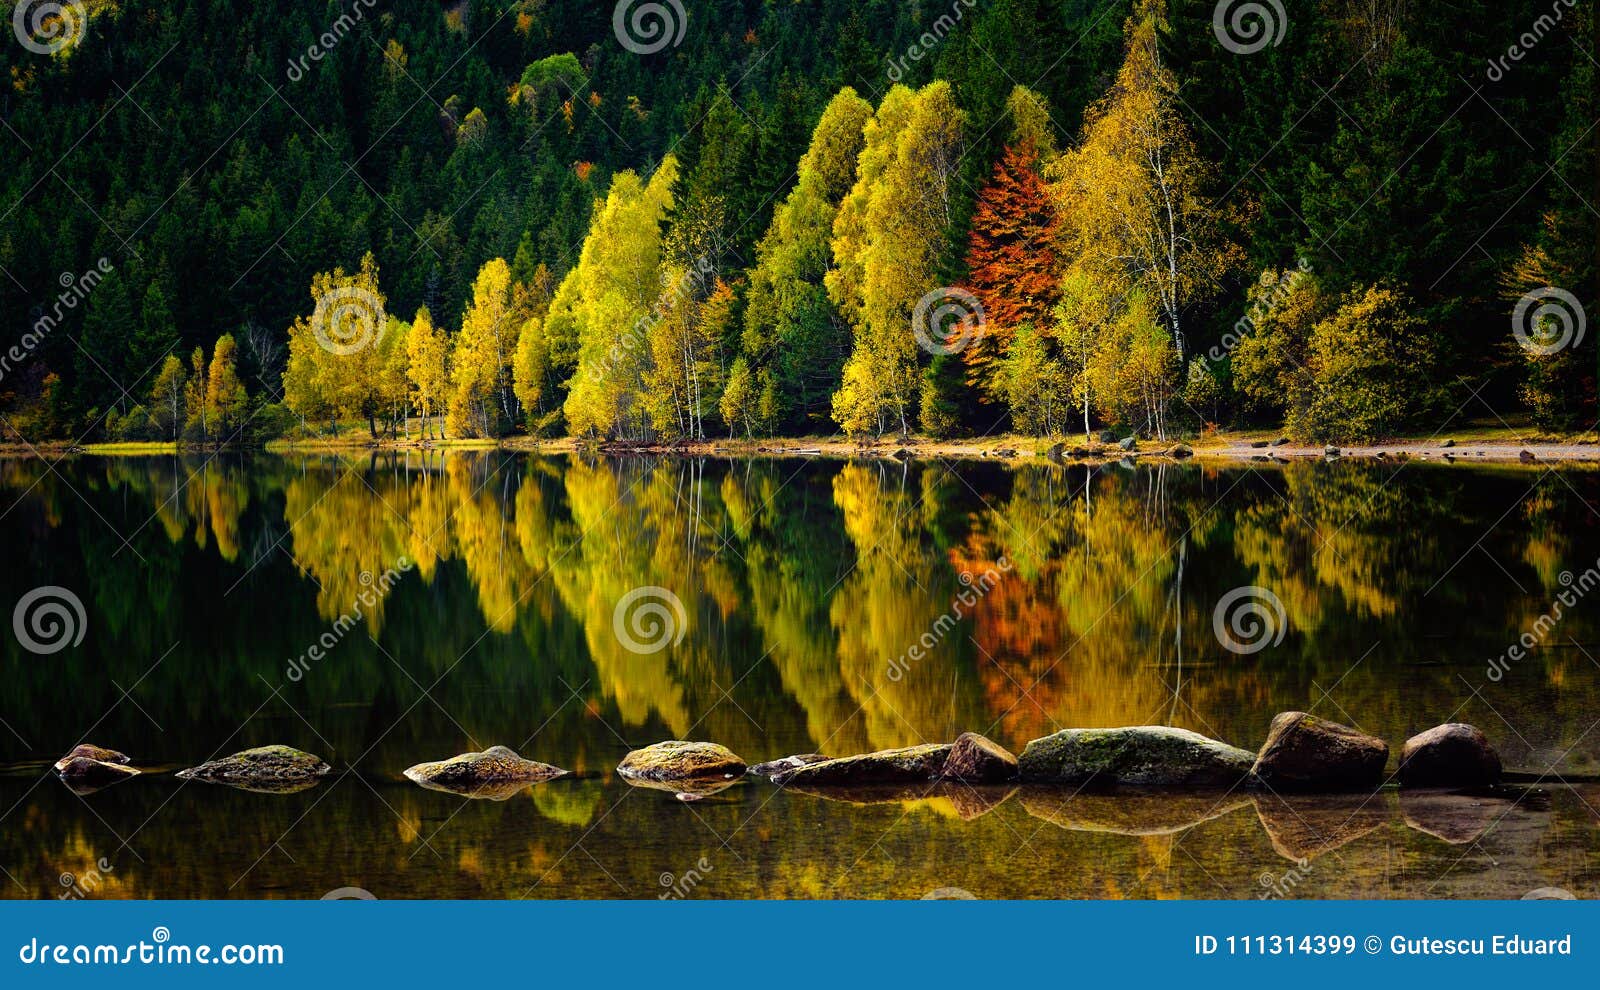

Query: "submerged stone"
<box><xmin>1251</xmin><ymin>712</ymin><xmax>1388</xmax><ymax>791</ymax></box>
<box><xmin>773</xmin><ymin>743</ymin><xmax>953</xmax><ymax>787</ymax></box>
<box><xmin>54</xmin><ymin>744</ymin><xmax>132</xmax><ymax>773</ymax></box>
<box><xmin>1019</xmin><ymin>726</ymin><xmax>1254</xmax><ymax>788</ymax></box>
<box><xmin>940</xmin><ymin>732</ymin><xmax>1018</xmax><ymax>784</ymax></box>
<box><xmin>175</xmin><ymin>745</ymin><xmax>330</xmax><ymax>792</ymax></box>
<box><xmin>616</xmin><ymin>741</ymin><xmax>746</xmax><ymax>783</ymax></box>
<box><xmin>1398</xmin><ymin>724</ymin><xmax>1501</xmax><ymax>787</ymax></box>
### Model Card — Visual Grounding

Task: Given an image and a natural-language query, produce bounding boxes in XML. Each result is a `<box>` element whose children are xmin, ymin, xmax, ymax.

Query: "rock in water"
<box><xmin>940</xmin><ymin>732</ymin><xmax>1018</xmax><ymax>783</ymax></box>
<box><xmin>1398</xmin><ymin>724</ymin><xmax>1501</xmax><ymax>787</ymax></box>
<box><xmin>403</xmin><ymin>745</ymin><xmax>566</xmax><ymax>797</ymax></box>
<box><xmin>773</xmin><ymin>744</ymin><xmax>953</xmax><ymax>787</ymax></box>
<box><xmin>1118</xmin><ymin>436</ymin><xmax>1137</xmax><ymax>452</ymax></box>
<box><xmin>1251</xmin><ymin>712</ymin><xmax>1388</xmax><ymax>791</ymax></box>
<box><xmin>748</xmin><ymin>754</ymin><xmax>832</xmax><ymax>779</ymax></box>
<box><xmin>176</xmin><ymin>745</ymin><xmax>331</xmax><ymax>792</ymax></box>
<box><xmin>1519</xmin><ymin>449</ymin><xmax>1536</xmax><ymax>463</ymax></box>
<box><xmin>56</xmin><ymin>756</ymin><xmax>140</xmax><ymax>789</ymax></box>
<box><xmin>616</xmin><ymin>741</ymin><xmax>746</xmax><ymax>783</ymax></box>
<box><xmin>1170</xmin><ymin>444</ymin><xmax>1194</xmax><ymax>458</ymax></box>
<box><xmin>1019</xmin><ymin>726</ymin><xmax>1254</xmax><ymax>787</ymax></box>
<box><xmin>54</xmin><ymin>744</ymin><xmax>132</xmax><ymax>773</ymax></box>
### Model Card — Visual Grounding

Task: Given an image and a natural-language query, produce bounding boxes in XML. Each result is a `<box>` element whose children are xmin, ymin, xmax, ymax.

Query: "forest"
<box><xmin>0</xmin><ymin>0</ymin><xmax>1595</xmax><ymax>447</ymax></box>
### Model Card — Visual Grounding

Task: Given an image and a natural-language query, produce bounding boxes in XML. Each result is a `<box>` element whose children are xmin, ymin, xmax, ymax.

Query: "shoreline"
<box><xmin>4</xmin><ymin>433</ymin><xmax>1597</xmax><ymax>466</ymax></box>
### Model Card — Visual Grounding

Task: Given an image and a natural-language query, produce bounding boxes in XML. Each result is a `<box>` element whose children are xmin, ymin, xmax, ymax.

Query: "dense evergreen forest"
<box><xmin>0</xmin><ymin>0</ymin><xmax>1594</xmax><ymax>446</ymax></box>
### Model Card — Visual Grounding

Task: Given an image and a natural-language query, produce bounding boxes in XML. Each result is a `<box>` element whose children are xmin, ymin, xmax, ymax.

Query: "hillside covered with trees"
<box><xmin>1</xmin><ymin>0</ymin><xmax>1595</xmax><ymax>447</ymax></box>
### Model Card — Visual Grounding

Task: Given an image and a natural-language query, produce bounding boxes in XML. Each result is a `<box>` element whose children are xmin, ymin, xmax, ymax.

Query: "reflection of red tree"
<box><xmin>949</xmin><ymin>534</ymin><xmax>1068</xmax><ymax>745</ymax></box>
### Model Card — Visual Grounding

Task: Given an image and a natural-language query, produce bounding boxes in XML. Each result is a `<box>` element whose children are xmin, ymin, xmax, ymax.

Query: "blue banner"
<box><xmin>0</xmin><ymin>900</ymin><xmax>1590</xmax><ymax>987</ymax></box>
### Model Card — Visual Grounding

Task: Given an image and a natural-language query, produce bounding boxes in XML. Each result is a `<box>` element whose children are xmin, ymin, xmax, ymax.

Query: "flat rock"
<box><xmin>748</xmin><ymin>754</ymin><xmax>832</xmax><ymax>779</ymax></box>
<box><xmin>940</xmin><ymin>732</ymin><xmax>1018</xmax><ymax>783</ymax></box>
<box><xmin>774</xmin><ymin>743</ymin><xmax>953</xmax><ymax>787</ymax></box>
<box><xmin>54</xmin><ymin>744</ymin><xmax>132</xmax><ymax>773</ymax></box>
<box><xmin>1398</xmin><ymin>724</ymin><xmax>1501</xmax><ymax>787</ymax></box>
<box><xmin>403</xmin><ymin>745</ymin><xmax>566</xmax><ymax>798</ymax></box>
<box><xmin>1019</xmin><ymin>726</ymin><xmax>1255</xmax><ymax>788</ymax></box>
<box><xmin>616</xmin><ymin>741</ymin><xmax>746</xmax><ymax>783</ymax></box>
<box><xmin>176</xmin><ymin>745</ymin><xmax>331</xmax><ymax>792</ymax></box>
<box><xmin>1251</xmin><ymin>712</ymin><xmax>1388</xmax><ymax>791</ymax></box>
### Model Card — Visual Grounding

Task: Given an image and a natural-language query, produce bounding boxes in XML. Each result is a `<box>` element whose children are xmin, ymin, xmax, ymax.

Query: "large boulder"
<box><xmin>616</xmin><ymin>741</ymin><xmax>746</xmax><ymax>783</ymax></box>
<box><xmin>773</xmin><ymin>743</ymin><xmax>953</xmax><ymax>787</ymax></box>
<box><xmin>1251</xmin><ymin>712</ymin><xmax>1388</xmax><ymax>791</ymax></box>
<box><xmin>404</xmin><ymin>745</ymin><xmax>565</xmax><ymax>799</ymax></box>
<box><xmin>54</xmin><ymin>744</ymin><xmax>132</xmax><ymax>773</ymax></box>
<box><xmin>940</xmin><ymin>732</ymin><xmax>1018</xmax><ymax>783</ymax></box>
<box><xmin>1019</xmin><ymin>726</ymin><xmax>1254</xmax><ymax>788</ymax></box>
<box><xmin>1398</xmin><ymin>724</ymin><xmax>1501</xmax><ymax>787</ymax></box>
<box><xmin>176</xmin><ymin>745</ymin><xmax>330</xmax><ymax>793</ymax></box>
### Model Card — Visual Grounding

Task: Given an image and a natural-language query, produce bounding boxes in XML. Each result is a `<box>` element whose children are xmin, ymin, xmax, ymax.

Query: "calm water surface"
<box><xmin>1</xmin><ymin>453</ymin><xmax>1598</xmax><ymax>899</ymax></box>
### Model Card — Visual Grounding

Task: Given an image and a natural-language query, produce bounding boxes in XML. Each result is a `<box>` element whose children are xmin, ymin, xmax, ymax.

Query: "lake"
<box><xmin>2</xmin><ymin>452</ymin><xmax>1598</xmax><ymax>899</ymax></box>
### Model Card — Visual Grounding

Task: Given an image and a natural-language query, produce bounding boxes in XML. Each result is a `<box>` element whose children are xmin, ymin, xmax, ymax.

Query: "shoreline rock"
<box><xmin>1398</xmin><ymin>724</ymin><xmax>1501</xmax><ymax>787</ymax></box>
<box><xmin>1251</xmin><ymin>712</ymin><xmax>1388</xmax><ymax>791</ymax></box>
<box><xmin>1019</xmin><ymin>726</ymin><xmax>1254</xmax><ymax>788</ymax></box>
<box><xmin>54</xmin><ymin>744</ymin><xmax>132</xmax><ymax>773</ymax></box>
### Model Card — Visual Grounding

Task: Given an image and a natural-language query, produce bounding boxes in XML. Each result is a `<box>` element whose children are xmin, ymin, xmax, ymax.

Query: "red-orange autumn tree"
<box><xmin>959</xmin><ymin>87</ymin><xmax>1062</xmax><ymax>402</ymax></box>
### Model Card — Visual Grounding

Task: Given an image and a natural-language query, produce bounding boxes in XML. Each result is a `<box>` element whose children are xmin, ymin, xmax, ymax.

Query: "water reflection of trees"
<box><xmin>2</xmin><ymin>455</ymin><xmax>1597</xmax><ymax>767</ymax></box>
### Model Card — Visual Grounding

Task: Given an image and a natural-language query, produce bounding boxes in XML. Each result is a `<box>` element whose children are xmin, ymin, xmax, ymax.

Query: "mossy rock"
<box><xmin>940</xmin><ymin>732</ymin><xmax>1018</xmax><ymax>783</ymax></box>
<box><xmin>774</xmin><ymin>743</ymin><xmax>953</xmax><ymax>787</ymax></box>
<box><xmin>616</xmin><ymin>741</ymin><xmax>746</xmax><ymax>783</ymax></box>
<box><xmin>1251</xmin><ymin>711</ymin><xmax>1388</xmax><ymax>791</ymax></box>
<box><xmin>403</xmin><ymin>745</ymin><xmax>566</xmax><ymax>798</ymax></box>
<box><xmin>1019</xmin><ymin>726</ymin><xmax>1254</xmax><ymax>787</ymax></box>
<box><xmin>54</xmin><ymin>744</ymin><xmax>132</xmax><ymax>773</ymax></box>
<box><xmin>176</xmin><ymin>745</ymin><xmax>330</xmax><ymax>792</ymax></box>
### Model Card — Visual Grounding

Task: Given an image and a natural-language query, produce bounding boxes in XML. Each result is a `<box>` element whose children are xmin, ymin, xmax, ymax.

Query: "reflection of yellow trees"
<box><xmin>283</xmin><ymin>458</ymin><xmax>414</xmax><ymax>632</ymax></box>
<box><xmin>829</xmin><ymin>463</ymin><xmax>986</xmax><ymax>750</ymax></box>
